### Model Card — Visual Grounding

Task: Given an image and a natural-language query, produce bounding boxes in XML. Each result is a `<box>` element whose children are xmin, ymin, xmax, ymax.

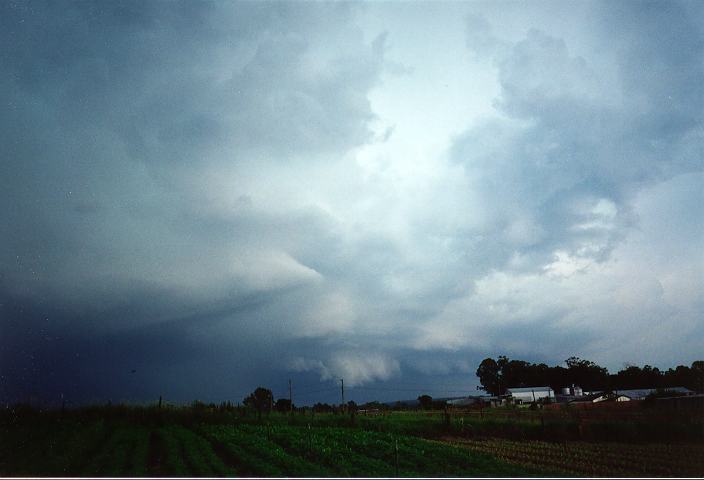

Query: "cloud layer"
<box><xmin>1</xmin><ymin>1</ymin><xmax>702</xmax><ymax>405</ymax></box>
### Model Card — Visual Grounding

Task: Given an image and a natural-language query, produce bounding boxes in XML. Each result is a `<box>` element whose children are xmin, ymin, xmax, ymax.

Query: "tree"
<box><xmin>564</xmin><ymin>357</ymin><xmax>608</xmax><ymax>391</ymax></box>
<box><xmin>692</xmin><ymin>361</ymin><xmax>704</xmax><ymax>393</ymax></box>
<box><xmin>477</xmin><ymin>356</ymin><xmax>703</xmax><ymax>396</ymax></box>
<box><xmin>313</xmin><ymin>402</ymin><xmax>333</xmax><ymax>413</ymax></box>
<box><xmin>500</xmin><ymin>359</ymin><xmax>532</xmax><ymax>388</ymax></box>
<box><xmin>243</xmin><ymin>387</ymin><xmax>273</xmax><ymax>420</ymax></box>
<box><xmin>417</xmin><ymin>394</ymin><xmax>433</xmax><ymax>410</ymax></box>
<box><xmin>360</xmin><ymin>401</ymin><xmax>387</xmax><ymax>411</ymax></box>
<box><xmin>275</xmin><ymin>398</ymin><xmax>293</xmax><ymax>413</ymax></box>
<box><xmin>476</xmin><ymin>358</ymin><xmax>502</xmax><ymax>395</ymax></box>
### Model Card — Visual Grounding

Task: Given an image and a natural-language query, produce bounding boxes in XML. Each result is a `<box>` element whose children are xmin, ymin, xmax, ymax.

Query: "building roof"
<box><xmin>507</xmin><ymin>386</ymin><xmax>553</xmax><ymax>393</ymax></box>
<box><xmin>569</xmin><ymin>392</ymin><xmax>605</xmax><ymax>403</ymax></box>
<box><xmin>614</xmin><ymin>387</ymin><xmax>693</xmax><ymax>399</ymax></box>
<box><xmin>447</xmin><ymin>395</ymin><xmax>496</xmax><ymax>405</ymax></box>
<box><xmin>569</xmin><ymin>392</ymin><xmax>628</xmax><ymax>403</ymax></box>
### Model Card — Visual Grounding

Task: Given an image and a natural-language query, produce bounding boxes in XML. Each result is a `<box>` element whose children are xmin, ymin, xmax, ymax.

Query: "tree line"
<box><xmin>241</xmin><ymin>387</ymin><xmax>384</xmax><ymax>417</ymax></box>
<box><xmin>476</xmin><ymin>356</ymin><xmax>704</xmax><ymax>396</ymax></box>
<box><xmin>238</xmin><ymin>358</ymin><xmax>703</xmax><ymax>414</ymax></box>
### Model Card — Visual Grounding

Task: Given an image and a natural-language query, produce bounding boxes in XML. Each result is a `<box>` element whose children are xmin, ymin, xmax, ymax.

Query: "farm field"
<box><xmin>0</xmin><ymin>417</ymin><xmax>545</xmax><ymax>477</ymax></box>
<box><xmin>1</xmin><ymin>407</ymin><xmax>702</xmax><ymax>477</ymax></box>
<box><xmin>440</xmin><ymin>436</ymin><xmax>704</xmax><ymax>477</ymax></box>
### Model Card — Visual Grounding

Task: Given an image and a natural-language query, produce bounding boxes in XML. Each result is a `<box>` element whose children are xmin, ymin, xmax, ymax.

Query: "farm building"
<box><xmin>554</xmin><ymin>385</ymin><xmax>587</xmax><ymax>403</ymax></box>
<box><xmin>506</xmin><ymin>387</ymin><xmax>555</xmax><ymax>403</ymax></box>
<box><xmin>446</xmin><ymin>395</ymin><xmax>500</xmax><ymax>407</ymax></box>
<box><xmin>447</xmin><ymin>396</ymin><xmax>480</xmax><ymax>407</ymax></box>
<box><xmin>569</xmin><ymin>392</ymin><xmax>631</xmax><ymax>404</ymax></box>
<box><xmin>612</xmin><ymin>387</ymin><xmax>694</xmax><ymax>400</ymax></box>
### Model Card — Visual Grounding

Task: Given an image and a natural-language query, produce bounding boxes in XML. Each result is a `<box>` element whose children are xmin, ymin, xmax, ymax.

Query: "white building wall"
<box><xmin>510</xmin><ymin>390</ymin><xmax>553</xmax><ymax>402</ymax></box>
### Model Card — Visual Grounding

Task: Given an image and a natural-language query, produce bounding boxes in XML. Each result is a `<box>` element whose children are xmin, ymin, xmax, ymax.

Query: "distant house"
<box><xmin>506</xmin><ymin>387</ymin><xmax>555</xmax><ymax>403</ymax></box>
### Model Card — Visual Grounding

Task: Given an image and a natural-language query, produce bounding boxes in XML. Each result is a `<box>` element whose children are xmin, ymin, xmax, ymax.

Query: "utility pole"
<box><xmin>289</xmin><ymin>379</ymin><xmax>293</xmax><ymax>415</ymax></box>
<box><xmin>340</xmin><ymin>378</ymin><xmax>345</xmax><ymax>412</ymax></box>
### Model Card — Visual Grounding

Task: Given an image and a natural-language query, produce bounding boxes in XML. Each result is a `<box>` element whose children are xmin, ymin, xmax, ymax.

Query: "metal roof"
<box><xmin>447</xmin><ymin>395</ymin><xmax>496</xmax><ymax>405</ymax></box>
<box><xmin>613</xmin><ymin>387</ymin><xmax>693</xmax><ymax>399</ymax></box>
<box><xmin>507</xmin><ymin>387</ymin><xmax>553</xmax><ymax>393</ymax></box>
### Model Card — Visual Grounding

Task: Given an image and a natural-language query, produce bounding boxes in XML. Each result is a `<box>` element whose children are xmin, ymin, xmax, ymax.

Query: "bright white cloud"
<box><xmin>289</xmin><ymin>352</ymin><xmax>400</xmax><ymax>387</ymax></box>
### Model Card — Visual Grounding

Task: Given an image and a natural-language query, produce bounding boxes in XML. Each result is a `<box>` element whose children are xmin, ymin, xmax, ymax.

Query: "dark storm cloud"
<box><xmin>0</xmin><ymin>0</ymin><xmax>389</xmax><ymax>403</ymax></box>
<box><xmin>0</xmin><ymin>0</ymin><xmax>382</xmax><ymax>299</ymax></box>
<box><xmin>1</xmin><ymin>1</ymin><xmax>702</xmax><ymax>405</ymax></box>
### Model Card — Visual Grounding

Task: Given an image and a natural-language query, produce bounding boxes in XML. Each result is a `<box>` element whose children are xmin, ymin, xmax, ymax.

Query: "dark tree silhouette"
<box><xmin>274</xmin><ymin>398</ymin><xmax>293</xmax><ymax>413</ymax></box>
<box><xmin>564</xmin><ymin>357</ymin><xmax>609</xmax><ymax>391</ymax></box>
<box><xmin>243</xmin><ymin>387</ymin><xmax>273</xmax><ymax>420</ymax></box>
<box><xmin>476</xmin><ymin>356</ymin><xmax>703</xmax><ymax>394</ymax></box>
<box><xmin>611</xmin><ymin>361</ymin><xmax>704</xmax><ymax>392</ymax></box>
<box><xmin>476</xmin><ymin>358</ymin><xmax>502</xmax><ymax>395</ymax></box>
<box><xmin>417</xmin><ymin>394</ymin><xmax>433</xmax><ymax>410</ymax></box>
<box><xmin>313</xmin><ymin>402</ymin><xmax>333</xmax><ymax>413</ymax></box>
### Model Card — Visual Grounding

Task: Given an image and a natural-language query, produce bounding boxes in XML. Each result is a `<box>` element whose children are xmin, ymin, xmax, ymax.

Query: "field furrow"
<box><xmin>442</xmin><ymin>436</ymin><xmax>704</xmax><ymax>477</ymax></box>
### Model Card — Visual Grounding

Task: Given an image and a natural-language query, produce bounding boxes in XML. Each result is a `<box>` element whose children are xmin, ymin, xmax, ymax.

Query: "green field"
<box><xmin>1</xmin><ymin>406</ymin><xmax>702</xmax><ymax>477</ymax></box>
<box><xmin>0</xmin><ymin>417</ymin><xmax>540</xmax><ymax>477</ymax></box>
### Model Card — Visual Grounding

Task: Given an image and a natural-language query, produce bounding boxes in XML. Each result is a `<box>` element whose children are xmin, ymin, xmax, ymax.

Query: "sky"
<box><xmin>1</xmin><ymin>0</ymin><xmax>703</xmax><ymax>407</ymax></box>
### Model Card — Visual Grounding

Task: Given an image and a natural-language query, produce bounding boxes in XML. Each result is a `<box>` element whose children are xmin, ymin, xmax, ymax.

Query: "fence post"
<box><xmin>394</xmin><ymin>438</ymin><xmax>399</xmax><ymax>477</ymax></box>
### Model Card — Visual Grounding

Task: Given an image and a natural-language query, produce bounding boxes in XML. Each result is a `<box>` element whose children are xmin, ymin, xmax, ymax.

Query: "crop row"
<box><xmin>445</xmin><ymin>437</ymin><xmax>704</xmax><ymax>477</ymax></box>
<box><xmin>80</xmin><ymin>425</ymin><xmax>150</xmax><ymax>476</ymax></box>
<box><xmin>153</xmin><ymin>425</ymin><xmax>235</xmax><ymax>476</ymax></box>
<box><xmin>201</xmin><ymin>424</ymin><xmax>542</xmax><ymax>477</ymax></box>
<box><xmin>202</xmin><ymin>424</ymin><xmax>336</xmax><ymax>477</ymax></box>
<box><xmin>237</xmin><ymin>424</ymin><xmax>401</xmax><ymax>477</ymax></box>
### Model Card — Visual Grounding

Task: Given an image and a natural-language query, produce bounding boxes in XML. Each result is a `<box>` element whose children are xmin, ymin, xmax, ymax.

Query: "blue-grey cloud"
<box><xmin>1</xmin><ymin>1</ymin><xmax>702</xmax><ymax>405</ymax></box>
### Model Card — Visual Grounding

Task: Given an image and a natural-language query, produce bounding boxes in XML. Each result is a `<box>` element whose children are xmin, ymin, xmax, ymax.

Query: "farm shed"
<box><xmin>447</xmin><ymin>397</ymin><xmax>480</xmax><ymax>407</ymax></box>
<box><xmin>613</xmin><ymin>387</ymin><xmax>694</xmax><ymax>400</ymax></box>
<box><xmin>506</xmin><ymin>387</ymin><xmax>555</xmax><ymax>403</ymax></box>
<box><xmin>447</xmin><ymin>395</ymin><xmax>497</xmax><ymax>407</ymax></box>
